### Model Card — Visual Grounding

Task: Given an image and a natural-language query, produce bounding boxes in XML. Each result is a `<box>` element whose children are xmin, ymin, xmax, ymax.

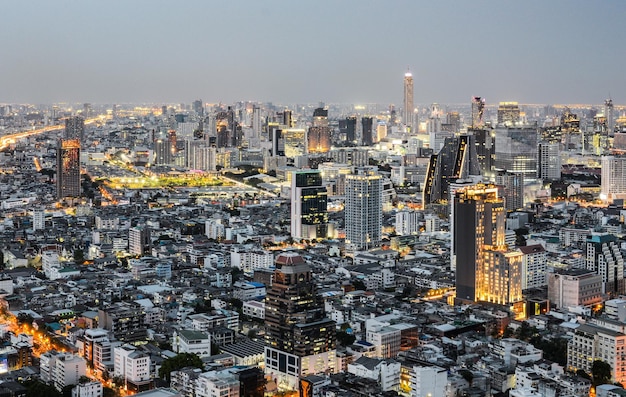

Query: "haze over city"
<box><xmin>1</xmin><ymin>0</ymin><xmax>625</xmax><ymax>105</ymax></box>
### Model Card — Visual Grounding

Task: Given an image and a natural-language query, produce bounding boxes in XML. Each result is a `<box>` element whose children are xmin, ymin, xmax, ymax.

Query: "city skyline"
<box><xmin>1</xmin><ymin>1</ymin><xmax>625</xmax><ymax>105</ymax></box>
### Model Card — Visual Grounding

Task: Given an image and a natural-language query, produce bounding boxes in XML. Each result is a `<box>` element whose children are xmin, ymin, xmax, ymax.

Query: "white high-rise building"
<box><xmin>345</xmin><ymin>167</ymin><xmax>382</xmax><ymax>251</ymax></box>
<box><xmin>403</xmin><ymin>71</ymin><xmax>414</xmax><ymax>130</ymax></box>
<box><xmin>601</xmin><ymin>155</ymin><xmax>626</xmax><ymax>202</ymax></box>
<box><xmin>409</xmin><ymin>365</ymin><xmax>447</xmax><ymax>397</ymax></box>
<box><xmin>252</xmin><ymin>106</ymin><xmax>262</xmax><ymax>139</ymax></box>
<box><xmin>395</xmin><ymin>210</ymin><xmax>420</xmax><ymax>235</ymax></box>
<box><xmin>519</xmin><ymin>244</ymin><xmax>548</xmax><ymax>290</ymax></box>
<box><xmin>196</xmin><ymin>370</ymin><xmax>240</xmax><ymax>397</ymax></box>
<box><xmin>537</xmin><ymin>141</ymin><xmax>561</xmax><ymax>180</ymax></box>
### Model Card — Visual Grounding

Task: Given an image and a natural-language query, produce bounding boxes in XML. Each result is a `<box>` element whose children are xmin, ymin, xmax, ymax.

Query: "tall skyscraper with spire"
<box><xmin>403</xmin><ymin>71</ymin><xmax>414</xmax><ymax>130</ymax></box>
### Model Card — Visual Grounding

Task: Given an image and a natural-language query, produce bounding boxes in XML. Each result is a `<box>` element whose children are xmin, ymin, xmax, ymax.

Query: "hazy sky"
<box><xmin>1</xmin><ymin>1</ymin><xmax>625</xmax><ymax>106</ymax></box>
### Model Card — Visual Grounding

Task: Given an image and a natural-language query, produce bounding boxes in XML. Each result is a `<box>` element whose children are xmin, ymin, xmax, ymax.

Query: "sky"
<box><xmin>1</xmin><ymin>0</ymin><xmax>625</xmax><ymax>106</ymax></box>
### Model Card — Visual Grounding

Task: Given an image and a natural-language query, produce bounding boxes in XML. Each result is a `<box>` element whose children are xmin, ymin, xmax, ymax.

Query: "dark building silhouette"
<box><xmin>423</xmin><ymin>134</ymin><xmax>481</xmax><ymax>206</ymax></box>
<box><xmin>339</xmin><ymin>116</ymin><xmax>357</xmax><ymax>143</ymax></box>
<box><xmin>361</xmin><ymin>116</ymin><xmax>373</xmax><ymax>146</ymax></box>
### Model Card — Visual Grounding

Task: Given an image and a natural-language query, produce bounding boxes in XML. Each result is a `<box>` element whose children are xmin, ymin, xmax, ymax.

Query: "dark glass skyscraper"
<box><xmin>264</xmin><ymin>252</ymin><xmax>336</xmax><ymax>391</ymax></box>
<box><xmin>423</xmin><ymin>134</ymin><xmax>481</xmax><ymax>206</ymax></box>
<box><xmin>361</xmin><ymin>116</ymin><xmax>373</xmax><ymax>146</ymax></box>
<box><xmin>290</xmin><ymin>170</ymin><xmax>329</xmax><ymax>240</ymax></box>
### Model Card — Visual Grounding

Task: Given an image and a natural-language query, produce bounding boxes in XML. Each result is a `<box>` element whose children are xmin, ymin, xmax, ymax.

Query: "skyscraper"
<box><xmin>56</xmin><ymin>139</ymin><xmax>81</xmax><ymax>199</ymax></box>
<box><xmin>339</xmin><ymin>116</ymin><xmax>357</xmax><ymax>143</ymax></box>
<box><xmin>264</xmin><ymin>252</ymin><xmax>336</xmax><ymax>391</ymax></box>
<box><xmin>65</xmin><ymin>116</ymin><xmax>85</xmax><ymax>141</ymax></box>
<box><xmin>403</xmin><ymin>71</ymin><xmax>414</xmax><ymax>130</ymax></box>
<box><xmin>497</xmin><ymin>102</ymin><xmax>521</xmax><ymax>126</ymax></box>
<box><xmin>345</xmin><ymin>167</ymin><xmax>382</xmax><ymax>251</ymax></box>
<box><xmin>495</xmin><ymin>171</ymin><xmax>524</xmax><ymax>211</ymax></box>
<box><xmin>422</xmin><ymin>134</ymin><xmax>481</xmax><ymax>207</ymax></box>
<box><xmin>290</xmin><ymin>170</ymin><xmax>329</xmax><ymax>240</ymax></box>
<box><xmin>537</xmin><ymin>141</ymin><xmax>561</xmax><ymax>180</ymax></box>
<box><xmin>601</xmin><ymin>155</ymin><xmax>626</xmax><ymax>202</ymax></box>
<box><xmin>494</xmin><ymin>124</ymin><xmax>538</xmax><ymax>178</ymax></box>
<box><xmin>307</xmin><ymin>108</ymin><xmax>331</xmax><ymax>153</ymax></box>
<box><xmin>605</xmin><ymin>98</ymin><xmax>615</xmax><ymax>134</ymax></box>
<box><xmin>361</xmin><ymin>116</ymin><xmax>373</xmax><ymax>146</ymax></box>
<box><xmin>453</xmin><ymin>184</ymin><xmax>522</xmax><ymax>306</ymax></box>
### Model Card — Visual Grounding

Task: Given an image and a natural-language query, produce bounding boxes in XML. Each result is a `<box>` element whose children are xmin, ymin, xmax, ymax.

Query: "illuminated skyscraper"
<box><xmin>56</xmin><ymin>139</ymin><xmax>81</xmax><ymax>199</ymax></box>
<box><xmin>307</xmin><ymin>108</ymin><xmax>331</xmax><ymax>153</ymax></box>
<box><xmin>290</xmin><ymin>170</ymin><xmax>329</xmax><ymax>240</ymax></box>
<box><xmin>345</xmin><ymin>167</ymin><xmax>382</xmax><ymax>251</ymax></box>
<box><xmin>601</xmin><ymin>155</ymin><xmax>626</xmax><ymax>202</ymax></box>
<box><xmin>65</xmin><ymin>116</ymin><xmax>85</xmax><ymax>141</ymax></box>
<box><xmin>154</xmin><ymin>133</ymin><xmax>174</xmax><ymax>165</ymax></box>
<box><xmin>264</xmin><ymin>252</ymin><xmax>336</xmax><ymax>391</ymax></box>
<box><xmin>497</xmin><ymin>102</ymin><xmax>521</xmax><ymax>126</ymax></box>
<box><xmin>453</xmin><ymin>184</ymin><xmax>522</xmax><ymax>306</ymax></box>
<box><xmin>403</xmin><ymin>71</ymin><xmax>414</xmax><ymax>129</ymax></box>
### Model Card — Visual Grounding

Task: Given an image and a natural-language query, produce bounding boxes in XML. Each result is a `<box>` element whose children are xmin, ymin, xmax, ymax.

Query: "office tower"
<box><xmin>422</xmin><ymin>134</ymin><xmax>481</xmax><ymax>206</ymax></box>
<box><xmin>471</xmin><ymin>96</ymin><xmax>486</xmax><ymax>128</ymax></box>
<box><xmin>403</xmin><ymin>71</ymin><xmax>414</xmax><ymax>129</ymax></box>
<box><xmin>345</xmin><ymin>167</ymin><xmax>382</xmax><ymax>251</ymax></box>
<box><xmin>586</xmin><ymin>233</ymin><xmax>625</xmax><ymax>295</ymax></box>
<box><xmin>389</xmin><ymin>105</ymin><xmax>398</xmax><ymax>126</ymax></box>
<box><xmin>264</xmin><ymin>252</ymin><xmax>336</xmax><ymax>391</ymax></box>
<box><xmin>339</xmin><ymin>116</ymin><xmax>357</xmax><ymax>143</ymax></box>
<box><xmin>56</xmin><ymin>139</ymin><xmax>81</xmax><ymax>199</ymax></box>
<box><xmin>154</xmin><ymin>134</ymin><xmax>173</xmax><ymax>165</ymax></box>
<box><xmin>494</xmin><ymin>124</ymin><xmax>538</xmax><ymax>177</ymax></box>
<box><xmin>307</xmin><ymin>108</ymin><xmax>331</xmax><ymax>153</ymax></box>
<box><xmin>605</xmin><ymin>98</ymin><xmax>615</xmax><ymax>134</ymax></box>
<box><xmin>65</xmin><ymin>116</ymin><xmax>85</xmax><ymax>141</ymax></box>
<box><xmin>252</xmin><ymin>106</ymin><xmax>262</xmax><ymax>139</ymax></box>
<box><xmin>497</xmin><ymin>102</ymin><xmax>521</xmax><ymax>126</ymax></box>
<box><xmin>376</xmin><ymin>122</ymin><xmax>387</xmax><ymax>142</ymax></box>
<box><xmin>193</xmin><ymin>99</ymin><xmax>204</xmax><ymax>116</ymax></box>
<box><xmin>290</xmin><ymin>170</ymin><xmax>329</xmax><ymax>240</ymax></box>
<box><xmin>453</xmin><ymin>184</ymin><xmax>522</xmax><ymax>306</ymax></box>
<box><xmin>271</xmin><ymin>128</ymin><xmax>284</xmax><ymax>157</ymax></box>
<box><xmin>32</xmin><ymin>208</ymin><xmax>45</xmax><ymax>231</ymax></box>
<box><xmin>495</xmin><ymin>171</ymin><xmax>524</xmax><ymax>211</ymax></box>
<box><xmin>283</xmin><ymin>110</ymin><xmax>293</xmax><ymax>128</ymax></box>
<box><xmin>537</xmin><ymin>141</ymin><xmax>561</xmax><ymax>180</ymax></box>
<box><xmin>601</xmin><ymin>155</ymin><xmax>626</xmax><ymax>202</ymax></box>
<box><xmin>361</xmin><ymin>116</ymin><xmax>374</xmax><ymax>146</ymax></box>
<box><xmin>470</xmin><ymin>126</ymin><xmax>496</xmax><ymax>179</ymax></box>
<box><xmin>282</xmin><ymin>128</ymin><xmax>307</xmax><ymax>158</ymax></box>
<box><xmin>328</xmin><ymin>148</ymin><xmax>369</xmax><ymax>166</ymax></box>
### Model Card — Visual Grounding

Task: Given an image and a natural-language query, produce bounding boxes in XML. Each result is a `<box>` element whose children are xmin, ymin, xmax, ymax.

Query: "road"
<box><xmin>0</xmin><ymin>117</ymin><xmax>104</xmax><ymax>150</ymax></box>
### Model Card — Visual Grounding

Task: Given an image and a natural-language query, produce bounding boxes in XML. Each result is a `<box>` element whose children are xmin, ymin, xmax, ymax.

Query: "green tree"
<box><xmin>459</xmin><ymin>369</ymin><xmax>474</xmax><ymax>386</ymax></box>
<box><xmin>158</xmin><ymin>353</ymin><xmax>204</xmax><ymax>381</ymax></box>
<box><xmin>591</xmin><ymin>360</ymin><xmax>612</xmax><ymax>386</ymax></box>
<box><xmin>22</xmin><ymin>379</ymin><xmax>62</xmax><ymax>397</ymax></box>
<box><xmin>576</xmin><ymin>369</ymin><xmax>591</xmax><ymax>380</ymax></box>
<box><xmin>336</xmin><ymin>330</ymin><xmax>356</xmax><ymax>347</ymax></box>
<box><xmin>352</xmin><ymin>279</ymin><xmax>366</xmax><ymax>291</ymax></box>
<box><xmin>73</xmin><ymin>248</ymin><xmax>85</xmax><ymax>265</ymax></box>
